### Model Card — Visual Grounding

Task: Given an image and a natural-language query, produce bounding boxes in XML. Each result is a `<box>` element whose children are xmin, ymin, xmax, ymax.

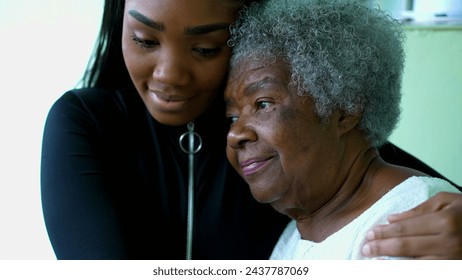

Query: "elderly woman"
<box><xmin>224</xmin><ymin>0</ymin><xmax>460</xmax><ymax>259</ymax></box>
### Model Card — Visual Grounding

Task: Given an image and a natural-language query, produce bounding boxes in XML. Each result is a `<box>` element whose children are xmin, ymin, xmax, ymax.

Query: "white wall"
<box><xmin>0</xmin><ymin>0</ymin><xmax>103</xmax><ymax>259</ymax></box>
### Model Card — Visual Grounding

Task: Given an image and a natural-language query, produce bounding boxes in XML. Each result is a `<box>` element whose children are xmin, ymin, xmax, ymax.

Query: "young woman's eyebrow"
<box><xmin>184</xmin><ymin>23</ymin><xmax>230</xmax><ymax>35</ymax></box>
<box><xmin>128</xmin><ymin>9</ymin><xmax>164</xmax><ymax>31</ymax></box>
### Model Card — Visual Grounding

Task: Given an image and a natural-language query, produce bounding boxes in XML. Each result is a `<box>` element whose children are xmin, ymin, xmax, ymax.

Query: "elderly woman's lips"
<box><xmin>240</xmin><ymin>158</ymin><xmax>270</xmax><ymax>176</ymax></box>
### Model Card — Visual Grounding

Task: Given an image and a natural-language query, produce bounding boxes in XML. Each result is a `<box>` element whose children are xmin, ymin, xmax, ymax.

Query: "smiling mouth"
<box><xmin>152</xmin><ymin>91</ymin><xmax>190</xmax><ymax>102</ymax></box>
<box><xmin>240</xmin><ymin>158</ymin><xmax>271</xmax><ymax>176</ymax></box>
<box><xmin>148</xmin><ymin>91</ymin><xmax>192</xmax><ymax>111</ymax></box>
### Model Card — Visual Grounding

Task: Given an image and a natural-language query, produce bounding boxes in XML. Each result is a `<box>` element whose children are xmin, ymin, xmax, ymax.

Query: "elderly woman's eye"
<box><xmin>227</xmin><ymin>115</ymin><xmax>238</xmax><ymax>126</ymax></box>
<box><xmin>257</xmin><ymin>101</ymin><xmax>271</xmax><ymax>109</ymax></box>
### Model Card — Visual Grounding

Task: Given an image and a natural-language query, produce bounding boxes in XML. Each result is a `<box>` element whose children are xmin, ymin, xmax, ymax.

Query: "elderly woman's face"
<box><xmin>122</xmin><ymin>0</ymin><xmax>236</xmax><ymax>126</ymax></box>
<box><xmin>225</xmin><ymin>60</ymin><xmax>344</xmax><ymax>214</ymax></box>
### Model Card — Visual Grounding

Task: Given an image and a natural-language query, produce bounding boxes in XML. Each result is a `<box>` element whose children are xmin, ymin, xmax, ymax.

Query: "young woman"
<box><xmin>41</xmin><ymin>0</ymin><xmax>462</xmax><ymax>259</ymax></box>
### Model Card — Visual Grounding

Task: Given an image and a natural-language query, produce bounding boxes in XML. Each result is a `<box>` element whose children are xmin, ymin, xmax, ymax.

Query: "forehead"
<box><xmin>125</xmin><ymin>0</ymin><xmax>238</xmax><ymax>22</ymax></box>
<box><xmin>226</xmin><ymin>59</ymin><xmax>291</xmax><ymax>92</ymax></box>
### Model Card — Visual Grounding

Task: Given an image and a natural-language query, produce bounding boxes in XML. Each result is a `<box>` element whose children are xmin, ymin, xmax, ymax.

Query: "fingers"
<box><xmin>362</xmin><ymin>236</ymin><xmax>432</xmax><ymax>258</ymax></box>
<box><xmin>361</xmin><ymin>192</ymin><xmax>462</xmax><ymax>259</ymax></box>
<box><xmin>362</xmin><ymin>205</ymin><xmax>462</xmax><ymax>259</ymax></box>
<box><xmin>362</xmin><ymin>234</ymin><xmax>462</xmax><ymax>259</ymax></box>
<box><xmin>368</xmin><ymin>213</ymin><xmax>442</xmax><ymax>239</ymax></box>
<box><xmin>361</xmin><ymin>217</ymin><xmax>440</xmax><ymax>258</ymax></box>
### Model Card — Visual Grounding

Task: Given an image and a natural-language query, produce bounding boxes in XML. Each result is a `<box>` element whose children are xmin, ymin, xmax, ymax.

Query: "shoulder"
<box><xmin>356</xmin><ymin>177</ymin><xmax>457</xmax><ymax>228</ymax></box>
<box><xmin>367</xmin><ymin>176</ymin><xmax>459</xmax><ymax>215</ymax></box>
<box><xmin>44</xmin><ymin>87</ymin><xmax>146</xmax><ymax>138</ymax></box>
<box><xmin>52</xmin><ymin>88</ymin><xmax>129</xmax><ymax>115</ymax></box>
<box><xmin>48</xmin><ymin>87</ymin><xmax>143</xmax><ymax>124</ymax></box>
<box><xmin>396</xmin><ymin>176</ymin><xmax>460</xmax><ymax>197</ymax></box>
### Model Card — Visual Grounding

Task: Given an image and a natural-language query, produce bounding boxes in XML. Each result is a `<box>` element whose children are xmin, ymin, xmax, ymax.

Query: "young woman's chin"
<box><xmin>143</xmin><ymin>95</ymin><xmax>209</xmax><ymax>126</ymax></box>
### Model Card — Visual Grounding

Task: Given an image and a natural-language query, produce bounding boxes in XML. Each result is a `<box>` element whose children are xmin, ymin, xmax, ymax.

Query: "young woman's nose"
<box><xmin>152</xmin><ymin>50</ymin><xmax>191</xmax><ymax>87</ymax></box>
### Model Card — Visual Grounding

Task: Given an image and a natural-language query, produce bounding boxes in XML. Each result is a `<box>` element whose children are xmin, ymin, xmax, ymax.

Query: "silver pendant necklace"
<box><xmin>179</xmin><ymin>121</ymin><xmax>202</xmax><ymax>260</ymax></box>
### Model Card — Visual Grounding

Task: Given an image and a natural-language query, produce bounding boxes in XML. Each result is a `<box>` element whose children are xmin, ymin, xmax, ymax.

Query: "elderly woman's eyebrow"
<box><xmin>224</xmin><ymin>77</ymin><xmax>279</xmax><ymax>106</ymax></box>
<box><xmin>244</xmin><ymin>77</ymin><xmax>286</xmax><ymax>96</ymax></box>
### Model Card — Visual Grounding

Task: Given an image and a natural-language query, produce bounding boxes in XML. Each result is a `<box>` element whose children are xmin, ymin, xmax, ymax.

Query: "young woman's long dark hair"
<box><xmin>81</xmin><ymin>0</ymin><xmax>132</xmax><ymax>89</ymax></box>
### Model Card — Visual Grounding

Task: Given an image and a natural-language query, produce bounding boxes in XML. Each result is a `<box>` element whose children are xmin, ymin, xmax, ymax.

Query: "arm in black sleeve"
<box><xmin>40</xmin><ymin>91</ymin><xmax>128</xmax><ymax>259</ymax></box>
<box><xmin>379</xmin><ymin>141</ymin><xmax>461</xmax><ymax>191</ymax></box>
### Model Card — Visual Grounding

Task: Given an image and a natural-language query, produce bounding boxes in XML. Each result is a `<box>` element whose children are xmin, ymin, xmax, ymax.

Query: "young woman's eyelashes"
<box><xmin>131</xmin><ymin>34</ymin><xmax>159</xmax><ymax>49</ymax></box>
<box><xmin>192</xmin><ymin>47</ymin><xmax>222</xmax><ymax>58</ymax></box>
<box><xmin>131</xmin><ymin>34</ymin><xmax>222</xmax><ymax>58</ymax></box>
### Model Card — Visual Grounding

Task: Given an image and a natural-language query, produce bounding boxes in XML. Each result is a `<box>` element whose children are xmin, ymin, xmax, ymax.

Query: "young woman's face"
<box><xmin>122</xmin><ymin>0</ymin><xmax>237</xmax><ymax>126</ymax></box>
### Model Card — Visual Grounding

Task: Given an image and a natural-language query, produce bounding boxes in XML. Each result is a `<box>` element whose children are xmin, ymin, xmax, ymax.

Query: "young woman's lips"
<box><xmin>149</xmin><ymin>90</ymin><xmax>192</xmax><ymax>111</ymax></box>
<box><xmin>240</xmin><ymin>158</ymin><xmax>271</xmax><ymax>176</ymax></box>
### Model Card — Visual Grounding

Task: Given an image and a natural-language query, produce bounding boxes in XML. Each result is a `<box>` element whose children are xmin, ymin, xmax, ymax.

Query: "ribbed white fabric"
<box><xmin>270</xmin><ymin>176</ymin><xmax>459</xmax><ymax>260</ymax></box>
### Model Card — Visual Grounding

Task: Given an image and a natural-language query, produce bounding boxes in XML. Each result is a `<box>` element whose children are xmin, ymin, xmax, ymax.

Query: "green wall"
<box><xmin>389</xmin><ymin>26</ymin><xmax>462</xmax><ymax>186</ymax></box>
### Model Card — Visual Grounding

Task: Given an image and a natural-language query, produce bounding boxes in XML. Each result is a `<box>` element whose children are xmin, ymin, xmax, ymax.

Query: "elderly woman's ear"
<box><xmin>333</xmin><ymin>111</ymin><xmax>362</xmax><ymax>136</ymax></box>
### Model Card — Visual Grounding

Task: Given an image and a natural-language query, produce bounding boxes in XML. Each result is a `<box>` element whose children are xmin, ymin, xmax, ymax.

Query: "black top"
<box><xmin>40</xmin><ymin>88</ymin><xmax>460</xmax><ymax>260</ymax></box>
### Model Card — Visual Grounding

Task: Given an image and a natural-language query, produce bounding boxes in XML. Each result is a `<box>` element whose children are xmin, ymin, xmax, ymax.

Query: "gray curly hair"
<box><xmin>228</xmin><ymin>0</ymin><xmax>406</xmax><ymax>147</ymax></box>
